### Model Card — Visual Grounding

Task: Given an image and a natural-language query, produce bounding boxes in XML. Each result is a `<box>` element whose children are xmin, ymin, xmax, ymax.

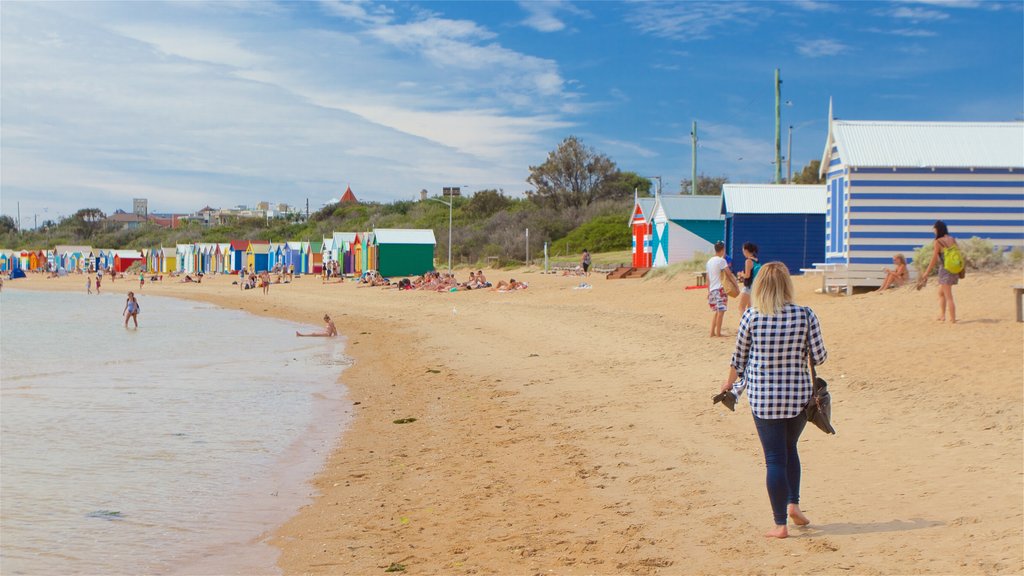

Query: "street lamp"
<box><xmin>428</xmin><ymin>191</ymin><xmax>453</xmax><ymax>273</ymax></box>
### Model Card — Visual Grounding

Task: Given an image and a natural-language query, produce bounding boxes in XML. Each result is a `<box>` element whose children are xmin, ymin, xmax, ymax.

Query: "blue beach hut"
<box><xmin>722</xmin><ymin>184</ymin><xmax>826</xmax><ymax>275</ymax></box>
<box><xmin>818</xmin><ymin>113</ymin><xmax>1024</xmax><ymax>292</ymax></box>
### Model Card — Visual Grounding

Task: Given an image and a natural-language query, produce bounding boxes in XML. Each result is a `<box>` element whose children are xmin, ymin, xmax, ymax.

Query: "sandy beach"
<box><xmin>11</xmin><ymin>267</ymin><xmax>1023</xmax><ymax>575</ymax></box>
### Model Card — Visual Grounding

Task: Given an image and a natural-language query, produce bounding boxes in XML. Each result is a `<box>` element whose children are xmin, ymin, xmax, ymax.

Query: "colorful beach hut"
<box><xmin>245</xmin><ymin>240</ymin><xmax>271</xmax><ymax>272</ymax></box>
<box><xmin>372</xmin><ymin>228</ymin><xmax>435</xmax><ymax>277</ymax></box>
<box><xmin>629</xmin><ymin>194</ymin><xmax>656</xmax><ymax>268</ymax></box>
<box><xmin>722</xmin><ymin>184</ymin><xmax>827</xmax><ymax>275</ymax></box>
<box><xmin>649</xmin><ymin>194</ymin><xmax>724</xmax><ymax>267</ymax></box>
<box><xmin>817</xmin><ymin>113</ymin><xmax>1024</xmax><ymax>290</ymax></box>
<box><xmin>112</xmin><ymin>250</ymin><xmax>144</xmax><ymax>273</ymax></box>
<box><xmin>310</xmin><ymin>240</ymin><xmax>323</xmax><ymax>274</ymax></box>
<box><xmin>0</xmin><ymin>249</ymin><xmax>13</xmax><ymax>272</ymax></box>
<box><xmin>228</xmin><ymin>240</ymin><xmax>249</xmax><ymax>273</ymax></box>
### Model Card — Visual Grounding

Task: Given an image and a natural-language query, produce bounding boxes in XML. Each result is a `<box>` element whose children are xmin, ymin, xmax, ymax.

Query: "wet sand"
<box><xmin>12</xmin><ymin>268</ymin><xmax>1023</xmax><ymax>574</ymax></box>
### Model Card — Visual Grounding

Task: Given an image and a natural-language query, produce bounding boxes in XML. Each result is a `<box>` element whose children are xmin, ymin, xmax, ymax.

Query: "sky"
<box><xmin>2</xmin><ymin>0</ymin><xmax>1022</xmax><ymax>226</ymax></box>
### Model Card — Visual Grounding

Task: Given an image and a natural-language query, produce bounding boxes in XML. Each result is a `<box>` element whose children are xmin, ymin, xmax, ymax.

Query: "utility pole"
<box><xmin>305</xmin><ymin>198</ymin><xmax>309</xmax><ymax>221</ymax></box>
<box><xmin>691</xmin><ymin>121</ymin><xmax>698</xmax><ymax>195</ymax></box>
<box><xmin>787</xmin><ymin>125</ymin><xmax>793</xmax><ymax>183</ymax></box>
<box><xmin>774</xmin><ymin>68</ymin><xmax>782</xmax><ymax>184</ymax></box>
<box><xmin>17</xmin><ymin>202</ymin><xmax>21</xmax><ymax>234</ymax></box>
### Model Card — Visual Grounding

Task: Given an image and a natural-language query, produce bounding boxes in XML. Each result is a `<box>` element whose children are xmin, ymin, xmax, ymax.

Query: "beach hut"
<box><xmin>721</xmin><ymin>184</ymin><xmax>827</xmax><ymax>275</ymax></box>
<box><xmin>351</xmin><ymin>233</ymin><xmax>363</xmax><ymax>275</ymax></box>
<box><xmin>629</xmin><ymin>194</ymin><xmax>656</xmax><ymax>268</ymax></box>
<box><xmin>112</xmin><ymin>250</ymin><xmax>144</xmax><ymax>273</ymax></box>
<box><xmin>363</xmin><ymin>231</ymin><xmax>377</xmax><ymax>273</ymax></box>
<box><xmin>372</xmin><ymin>228</ymin><xmax>435</xmax><ymax>277</ymax></box>
<box><xmin>310</xmin><ymin>241</ymin><xmax>323</xmax><ymax>274</ymax></box>
<box><xmin>216</xmin><ymin>243</ymin><xmax>230</xmax><ymax>274</ymax></box>
<box><xmin>649</xmin><ymin>194</ymin><xmax>724</xmax><ymax>267</ymax></box>
<box><xmin>227</xmin><ymin>240</ymin><xmax>249</xmax><ymax>273</ymax></box>
<box><xmin>329</xmin><ymin>232</ymin><xmax>358</xmax><ymax>274</ymax></box>
<box><xmin>817</xmin><ymin>113</ymin><xmax>1024</xmax><ymax>290</ymax></box>
<box><xmin>321</xmin><ymin>236</ymin><xmax>336</xmax><ymax>272</ymax></box>
<box><xmin>160</xmin><ymin>247</ymin><xmax>177</xmax><ymax>274</ymax></box>
<box><xmin>0</xmin><ymin>249</ymin><xmax>12</xmax><ymax>272</ymax></box>
<box><xmin>245</xmin><ymin>240</ymin><xmax>271</xmax><ymax>272</ymax></box>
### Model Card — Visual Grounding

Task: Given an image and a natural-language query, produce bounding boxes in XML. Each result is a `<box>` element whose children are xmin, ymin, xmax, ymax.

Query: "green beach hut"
<box><xmin>373</xmin><ymin>228</ymin><xmax>436</xmax><ymax>277</ymax></box>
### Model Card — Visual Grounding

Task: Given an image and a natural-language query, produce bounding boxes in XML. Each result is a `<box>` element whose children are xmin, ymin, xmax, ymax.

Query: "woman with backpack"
<box><xmin>736</xmin><ymin>242</ymin><xmax>760</xmax><ymax>313</ymax></box>
<box><xmin>916</xmin><ymin>220</ymin><xmax>962</xmax><ymax>323</ymax></box>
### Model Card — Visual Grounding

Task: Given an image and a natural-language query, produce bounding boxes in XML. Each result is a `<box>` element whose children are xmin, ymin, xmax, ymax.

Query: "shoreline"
<box><xmin>6</xmin><ymin>268</ymin><xmax>1023</xmax><ymax>574</ymax></box>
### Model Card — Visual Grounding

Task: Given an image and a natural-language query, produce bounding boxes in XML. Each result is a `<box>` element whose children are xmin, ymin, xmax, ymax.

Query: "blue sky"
<box><xmin>2</xmin><ymin>0</ymin><xmax>1021</xmax><ymax>225</ymax></box>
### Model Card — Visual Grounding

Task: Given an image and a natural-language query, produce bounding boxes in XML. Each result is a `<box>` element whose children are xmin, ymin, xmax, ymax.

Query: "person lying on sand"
<box><xmin>492</xmin><ymin>279</ymin><xmax>528</xmax><ymax>292</ymax></box>
<box><xmin>296</xmin><ymin>314</ymin><xmax>338</xmax><ymax>337</ymax></box>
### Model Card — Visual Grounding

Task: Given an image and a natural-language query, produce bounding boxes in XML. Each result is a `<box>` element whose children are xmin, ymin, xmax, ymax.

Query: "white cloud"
<box><xmin>519</xmin><ymin>1</ymin><xmax>566</xmax><ymax>32</ymax></box>
<box><xmin>600</xmin><ymin>139</ymin><xmax>658</xmax><ymax>159</ymax></box>
<box><xmin>796</xmin><ymin>38</ymin><xmax>851</xmax><ymax>57</ymax></box>
<box><xmin>890</xmin><ymin>6</ymin><xmax>950</xmax><ymax>21</ymax></box>
<box><xmin>626</xmin><ymin>2</ymin><xmax>768</xmax><ymax>41</ymax></box>
<box><xmin>787</xmin><ymin>0</ymin><xmax>838</xmax><ymax>11</ymax></box>
<box><xmin>0</xmin><ymin>2</ymin><xmax>582</xmax><ymax>220</ymax></box>
<box><xmin>319</xmin><ymin>0</ymin><xmax>394</xmax><ymax>25</ymax></box>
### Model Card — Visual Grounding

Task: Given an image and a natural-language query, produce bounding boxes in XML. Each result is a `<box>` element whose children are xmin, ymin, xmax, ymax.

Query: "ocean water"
<box><xmin>0</xmin><ymin>289</ymin><xmax>351</xmax><ymax>575</ymax></box>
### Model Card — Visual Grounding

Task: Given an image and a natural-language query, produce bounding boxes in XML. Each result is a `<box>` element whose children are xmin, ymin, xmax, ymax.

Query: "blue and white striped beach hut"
<box><xmin>821</xmin><ymin>118</ymin><xmax>1024</xmax><ymax>272</ymax></box>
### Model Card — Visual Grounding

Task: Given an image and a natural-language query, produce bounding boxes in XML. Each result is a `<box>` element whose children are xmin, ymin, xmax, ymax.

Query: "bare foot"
<box><xmin>788</xmin><ymin>505</ymin><xmax>810</xmax><ymax>526</ymax></box>
<box><xmin>936</xmin><ymin>317</ymin><xmax>945</xmax><ymax>322</ymax></box>
<box><xmin>764</xmin><ymin>525</ymin><xmax>788</xmax><ymax>539</ymax></box>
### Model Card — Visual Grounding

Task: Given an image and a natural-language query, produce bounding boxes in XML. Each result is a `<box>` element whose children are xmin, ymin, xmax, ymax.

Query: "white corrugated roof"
<box><xmin>722</xmin><ymin>184</ymin><xmax>826</xmax><ymax>215</ymax></box>
<box><xmin>657</xmin><ymin>195</ymin><xmax>724</xmax><ymax>221</ymax></box>
<box><xmin>332</xmin><ymin>232</ymin><xmax>358</xmax><ymax>244</ymax></box>
<box><xmin>828</xmin><ymin>120</ymin><xmax>1024</xmax><ymax>168</ymax></box>
<box><xmin>374</xmin><ymin>228</ymin><xmax>436</xmax><ymax>245</ymax></box>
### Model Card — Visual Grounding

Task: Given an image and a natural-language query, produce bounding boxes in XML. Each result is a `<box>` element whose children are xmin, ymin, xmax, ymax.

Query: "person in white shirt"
<box><xmin>706</xmin><ymin>241</ymin><xmax>737</xmax><ymax>338</ymax></box>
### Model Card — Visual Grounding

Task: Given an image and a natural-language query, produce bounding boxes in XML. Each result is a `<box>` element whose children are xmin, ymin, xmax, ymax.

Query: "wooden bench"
<box><xmin>1014</xmin><ymin>285</ymin><xmax>1024</xmax><ymax>322</ymax></box>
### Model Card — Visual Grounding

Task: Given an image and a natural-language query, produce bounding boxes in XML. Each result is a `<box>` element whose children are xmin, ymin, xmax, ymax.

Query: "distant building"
<box><xmin>133</xmin><ymin>198</ymin><xmax>148</xmax><ymax>217</ymax></box>
<box><xmin>340</xmin><ymin>186</ymin><xmax>358</xmax><ymax>203</ymax></box>
<box><xmin>108</xmin><ymin>210</ymin><xmax>147</xmax><ymax>230</ymax></box>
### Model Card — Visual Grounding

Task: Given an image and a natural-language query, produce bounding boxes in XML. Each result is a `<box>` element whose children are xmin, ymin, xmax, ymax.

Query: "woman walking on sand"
<box><xmin>123</xmin><ymin>291</ymin><xmax>141</xmax><ymax>328</ymax></box>
<box><xmin>916</xmin><ymin>220</ymin><xmax>960</xmax><ymax>323</ymax></box>
<box><xmin>719</xmin><ymin>262</ymin><xmax>827</xmax><ymax>539</ymax></box>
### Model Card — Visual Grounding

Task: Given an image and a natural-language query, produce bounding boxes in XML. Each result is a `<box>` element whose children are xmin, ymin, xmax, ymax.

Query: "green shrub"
<box><xmin>549</xmin><ymin>214</ymin><xmax>631</xmax><ymax>255</ymax></box>
<box><xmin>912</xmin><ymin>243</ymin><xmax>935</xmax><ymax>276</ymax></box>
<box><xmin>1009</xmin><ymin>247</ymin><xmax>1024</xmax><ymax>268</ymax></box>
<box><xmin>959</xmin><ymin>236</ymin><xmax>1004</xmax><ymax>268</ymax></box>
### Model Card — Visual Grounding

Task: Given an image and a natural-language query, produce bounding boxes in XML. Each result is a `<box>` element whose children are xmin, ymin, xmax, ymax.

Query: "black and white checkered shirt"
<box><xmin>730</xmin><ymin>303</ymin><xmax>828</xmax><ymax>419</ymax></box>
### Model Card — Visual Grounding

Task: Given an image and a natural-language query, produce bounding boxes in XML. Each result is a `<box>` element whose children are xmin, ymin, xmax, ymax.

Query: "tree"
<box><xmin>465</xmin><ymin>189</ymin><xmax>512</xmax><ymax>219</ymax></box>
<box><xmin>67</xmin><ymin>208</ymin><xmax>107</xmax><ymax>239</ymax></box>
<box><xmin>679</xmin><ymin>174</ymin><xmax>729</xmax><ymax>195</ymax></box>
<box><xmin>0</xmin><ymin>215</ymin><xmax>16</xmax><ymax>235</ymax></box>
<box><xmin>792</xmin><ymin>159</ymin><xmax>825</xmax><ymax>184</ymax></box>
<box><xmin>526</xmin><ymin>136</ymin><xmax>619</xmax><ymax>209</ymax></box>
<box><xmin>602</xmin><ymin>171</ymin><xmax>653</xmax><ymax>199</ymax></box>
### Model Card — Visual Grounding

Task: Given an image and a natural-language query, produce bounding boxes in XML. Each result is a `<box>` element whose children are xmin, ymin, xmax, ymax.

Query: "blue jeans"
<box><xmin>753</xmin><ymin>413</ymin><xmax>807</xmax><ymax>525</ymax></box>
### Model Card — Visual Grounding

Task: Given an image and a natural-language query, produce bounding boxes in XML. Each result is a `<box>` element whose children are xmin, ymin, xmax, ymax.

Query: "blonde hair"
<box><xmin>751</xmin><ymin>262</ymin><xmax>795</xmax><ymax>315</ymax></box>
<box><xmin>894</xmin><ymin>253</ymin><xmax>906</xmax><ymax>265</ymax></box>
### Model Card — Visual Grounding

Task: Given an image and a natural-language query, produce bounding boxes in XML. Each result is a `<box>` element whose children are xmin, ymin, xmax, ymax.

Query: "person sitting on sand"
<box><xmin>296</xmin><ymin>314</ymin><xmax>338</xmax><ymax>337</ymax></box>
<box><xmin>876</xmin><ymin>254</ymin><xmax>909</xmax><ymax>292</ymax></box>
<box><xmin>181</xmin><ymin>274</ymin><xmax>194</xmax><ymax>283</ymax></box>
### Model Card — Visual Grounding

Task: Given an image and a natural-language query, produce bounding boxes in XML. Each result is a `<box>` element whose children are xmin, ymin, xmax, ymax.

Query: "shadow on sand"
<box><xmin>799</xmin><ymin>518</ymin><xmax>942</xmax><ymax>536</ymax></box>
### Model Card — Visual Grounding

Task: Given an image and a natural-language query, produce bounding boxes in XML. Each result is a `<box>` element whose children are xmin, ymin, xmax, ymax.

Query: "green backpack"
<box><xmin>943</xmin><ymin>244</ymin><xmax>965</xmax><ymax>274</ymax></box>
